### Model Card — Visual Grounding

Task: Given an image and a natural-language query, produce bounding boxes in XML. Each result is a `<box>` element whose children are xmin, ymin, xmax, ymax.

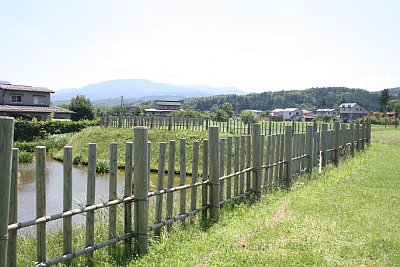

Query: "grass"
<box><xmin>129</xmin><ymin>126</ymin><xmax>400</xmax><ymax>266</ymax></box>
<box><xmin>15</xmin><ymin>126</ymin><xmax>399</xmax><ymax>266</ymax></box>
<box><xmin>52</xmin><ymin>126</ymin><xmax>236</xmax><ymax>173</ymax></box>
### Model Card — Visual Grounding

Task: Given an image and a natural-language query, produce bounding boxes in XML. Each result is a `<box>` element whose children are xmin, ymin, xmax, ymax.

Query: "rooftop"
<box><xmin>154</xmin><ymin>100</ymin><xmax>183</xmax><ymax>106</ymax></box>
<box><xmin>339</xmin><ymin>103</ymin><xmax>357</xmax><ymax>107</ymax></box>
<box><xmin>0</xmin><ymin>83</ymin><xmax>54</xmax><ymax>93</ymax></box>
<box><xmin>0</xmin><ymin>105</ymin><xmax>74</xmax><ymax>113</ymax></box>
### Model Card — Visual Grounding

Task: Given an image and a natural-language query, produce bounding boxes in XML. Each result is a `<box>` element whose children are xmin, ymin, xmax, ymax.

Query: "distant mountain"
<box><xmin>388</xmin><ymin>87</ymin><xmax>400</xmax><ymax>95</ymax></box>
<box><xmin>52</xmin><ymin>79</ymin><xmax>247</xmax><ymax>105</ymax></box>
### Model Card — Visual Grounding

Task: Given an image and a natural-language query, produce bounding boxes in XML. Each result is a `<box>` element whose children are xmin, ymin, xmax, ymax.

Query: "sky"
<box><xmin>1</xmin><ymin>0</ymin><xmax>399</xmax><ymax>92</ymax></box>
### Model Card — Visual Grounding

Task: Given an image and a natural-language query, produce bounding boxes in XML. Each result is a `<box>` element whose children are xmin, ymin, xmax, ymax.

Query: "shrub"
<box><xmin>14</xmin><ymin>119</ymin><xmax>99</xmax><ymax>142</ymax></box>
<box><xmin>96</xmin><ymin>160</ymin><xmax>110</xmax><ymax>173</ymax></box>
<box><xmin>19</xmin><ymin>151</ymin><xmax>34</xmax><ymax>163</ymax></box>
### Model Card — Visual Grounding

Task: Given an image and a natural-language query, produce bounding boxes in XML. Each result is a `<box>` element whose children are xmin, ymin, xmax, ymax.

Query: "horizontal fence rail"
<box><xmin>0</xmin><ymin>116</ymin><xmax>372</xmax><ymax>266</ymax></box>
<box><xmin>101</xmin><ymin>115</ymin><xmax>336</xmax><ymax>135</ymax></box>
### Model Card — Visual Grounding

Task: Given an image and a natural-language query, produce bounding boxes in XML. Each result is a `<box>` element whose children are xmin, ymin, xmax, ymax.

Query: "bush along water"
<box><xmin>14</xmin><ymin>119</ymin><xmax>99</xmax><ymax>142</ymax></box>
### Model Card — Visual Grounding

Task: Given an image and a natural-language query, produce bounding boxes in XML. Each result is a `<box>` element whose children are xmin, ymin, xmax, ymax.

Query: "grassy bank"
<box><xmin>129</xmin><ymin>127</ymin><xmax>399</xmax><ymax>266</ymax></box>
<box><xmin>52</xmin><ymin>126</ymin><xmax>235</xmax><ymax>173</ymax></box>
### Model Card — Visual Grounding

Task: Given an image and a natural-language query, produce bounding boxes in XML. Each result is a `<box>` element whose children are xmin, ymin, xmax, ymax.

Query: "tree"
<box><xmin>69</xmin><ymin>95</ymin><xmax>95</xmax><ymax>121</ymax></box>
<box><xmin>211</xmin><ymin>109</ymin><xmax>228</xmax><ymax>122</ymax></box>
<box><xmin>378</xmin><ymin>89</ymin><xmax>390</xmax><ymax>112</ymax></box>
<box><xmin>240</xmin><ymin>110</ymin><xmax>255</xmax><ymax>124</ymax></box>
<box><xmin>221</xmin><ymin>102</ymin><xmax>233</xmax><ymax>118</ymax></box>
<box><xmin>388</xmin><ymin>99</ymin><xmax>400</xmax><ymax>113</ymax></box>
<box><xmin>319</xmin><ymin>97</ymin><xmax>327</xmax><ymax>108</ymax></box>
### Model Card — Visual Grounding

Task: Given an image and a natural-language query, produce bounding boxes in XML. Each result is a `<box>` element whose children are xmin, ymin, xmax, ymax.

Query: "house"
<box><xmin>315</xmin><ymin>108</ymin><xmax>337</xmax><ymax>116</ymax></box>
<box><xmin>0</xmin><ymin>82</ymin><xmax>74</xmax><ymax>120</ymax></box>
<box><xmin>144</xmin><ymin>100</ymin><xmax>183</xmax><ymax>114</ymax></box>
<box><xmin>271</xmin><ymin>108</ymin><xmax>303</xmax><ymax>121</ymax></box>
<box><xmin>339</xmin><ymin>103</ymin><xmax>369</xmax><ymax>122</ymax></box>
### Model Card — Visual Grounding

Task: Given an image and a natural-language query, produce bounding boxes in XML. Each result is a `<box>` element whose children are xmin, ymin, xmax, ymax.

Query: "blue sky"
<box><xmin>1</xmin><ymin>0</ymin><xmax>399</xmax><ymax>92</ymax></box>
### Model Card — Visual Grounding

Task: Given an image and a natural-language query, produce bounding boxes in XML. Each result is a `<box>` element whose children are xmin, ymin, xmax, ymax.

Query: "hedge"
<box><xmin>14</xmin><ymin>119</ymin><xmax>99</xmax><ymax>141</ymax></box>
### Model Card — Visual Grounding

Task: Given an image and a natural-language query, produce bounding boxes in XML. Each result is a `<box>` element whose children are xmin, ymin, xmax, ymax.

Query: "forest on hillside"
<box><xmin>184</xmin><ymin>87</ymin><xmax>383</xmax><ymax>112</ymax></box>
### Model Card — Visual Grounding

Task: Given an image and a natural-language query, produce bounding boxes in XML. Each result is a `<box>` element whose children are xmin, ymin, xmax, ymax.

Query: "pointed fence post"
<box><xmin>208</xmin><ymin>126</ymin><xmax>220</xmax><ymax>220</ymax></box>
<box><xmin>0</xmin><ymin>117</ymin><xmax>14</xmax><ymax>267</ymax></box>
<box><xmin>252</xmin><ymin>124</ymin><xmax>262</xmax><ymax>197</ymax></box>
<box><xmin>134</xmin><ymin>127</ymin><xmax>149</xmax><ymax>254</ymax></box>
<box><xmin>283</xmin><ymin>125</ymin><xmax>293</xmax><ymax>188</ymax></box>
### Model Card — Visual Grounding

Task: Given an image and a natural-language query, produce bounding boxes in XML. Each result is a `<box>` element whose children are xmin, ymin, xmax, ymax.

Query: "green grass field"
<box><xmin>130</xmin><ymin>126</ymin><xmax>400</xmax><ymax>266</ymax></box>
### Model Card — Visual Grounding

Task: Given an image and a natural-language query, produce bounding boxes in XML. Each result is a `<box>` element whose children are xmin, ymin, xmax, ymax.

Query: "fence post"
<box><xmin>306</xmin><ymin>124</ymin><xmax>314</xmax><ymax>173</ymax></box>
<box><xmin>109</xmin><ymin>143</ymin><xmax>118</xmax><ymax>255</ymax></box>
<box><xmin>36</xmin><ymin>146</ymin><xmax>47</xmax><ymax>263</ymax></box>
<box><xmin>85</xmin><ymin>143</ymin><xmax>96</xmax><ymax>267</ymax></box>
<box><xmin>202</xmin><ymin>139</ymin><xmax>208</xmax><ymax>219</ymax></box>
<box><xmin>320</xmin><ymin>124</ymin><xmax>328</xmax><ymax>169</ymax></box>
<box><xmin>7</xmin><ymin>149</ymin><xmax>18</xmax><ymax>267</ymax></box>
<box><xmin>366</xmin><ymin>119</ymin><xmax>371</xmax><ymax>145</ymax></box>
<box><xmin>252</xmin><ymin>124</ymin><xmax>262</xmax><ymax>197</ymax></box>
<box><xmin>208</xmin><ymin>126</ymin><xmax>220</xmax><ymax>220</ymax></box>
<box><xmin>283</xmin><ymin>125</ymin><xmax>293</xmax><ymax>188</ymax></box>
<box><xmin>134</xmin><ymin>127</ymin><xmax>149</xmax><ymax>254</ymax></box>
<box><xmin>63</xmin><ymin>146</ymin><xmax>73</xmax><ymax>267</ymax></box>
<box><xmin>0</xmin><ymin>117</ymin><xmax>13</xmax><ymax>267</ymax></box>
<box><xmin>179</xmin><ymin>138</ymin><xmax>187</xmax><ymax>223</ymax></box>
<box><xmin>333</xmin><ymin>122</ymin><xmax>340</xmax><ymax>166</ymax></box>
<box><xmin>349</xmin><ymin>122</ymin><xmax>355</xmax><ymax>157</ymax></box>
<box><xmin>124</xmin><ymin>142</ymin><xmax>133</xmax><ymax>259</ymax></box>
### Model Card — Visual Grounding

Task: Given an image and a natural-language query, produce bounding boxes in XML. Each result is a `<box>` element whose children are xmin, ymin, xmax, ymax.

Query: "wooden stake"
<box><xmin>63</xmin><ymin>146</ymin><xmax>73</xmax><ymax>267</ymax></box>
<box><xmin>134</xmin><ymin>127</ymin><xmax>149</xmax><ymax>254</ymax></box>
<box><xmin>208</xmin><ymin>126</ymin><xmax>220</xmax><ymax>220</ymax></box>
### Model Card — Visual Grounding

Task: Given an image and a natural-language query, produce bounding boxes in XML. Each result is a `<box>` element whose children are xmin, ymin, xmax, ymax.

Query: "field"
<box><xmin>131</xmin><ymin>126</ymin><xmax>400</xmax><ymax>266</ymax></box>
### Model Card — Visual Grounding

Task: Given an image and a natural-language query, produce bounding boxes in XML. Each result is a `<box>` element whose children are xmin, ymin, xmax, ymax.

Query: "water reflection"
<box><xmin>17</xmin><ymin>157</ymin><xmax>178</xmax><ymax>226</ymax></box>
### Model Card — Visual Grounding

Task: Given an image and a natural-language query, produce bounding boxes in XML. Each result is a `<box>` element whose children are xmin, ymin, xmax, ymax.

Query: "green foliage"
<box><xmin>388</xmin><ymin>99</ymin><xmax>400</xmax><ymax>113</ymax></box>
<box><xmin>210</xmin><ymin>109</ymin><xmax>228</xmax><ymax>122</ymax></box>
<box><xmin>240</xmin><ymin>110</ymin><xmax>255</xmax><ymax>124</ymax></box>
<box><xmin>185</xmin><ymin>87</ymin><xmax>381</xmax><ymax>112</ymax></box>
<box><xmin>378</xmin><ymin>89</ymin><xmax>390</xmax><ymax>112</ymax></box>
<box><xmin>14</xmin><ymin>119</ymin><xmax>99</xmax><ymax>141</ymax></box>
<box><xmin>96</xmin><ymin>160</ymin><xmax>110</xmax><ymax>173</ymax></box>
<box><xmin>316</xmin><ymin>114</ymin><xmax>335</xmax><ymax>122</ymax></box>
<box><xmin>69</xmin><ymin>95</ymin><xmax>95</xmax><ymax>121</ymax></box>
<box><xmin>221</xmin><ymin>102</ymin><xmax>233</xmax><ymax>118</ymax></box>
<box><xmin>18</xmin><ymin>151</ymin><xmax>34</xmax><ymax>163</ymax></box>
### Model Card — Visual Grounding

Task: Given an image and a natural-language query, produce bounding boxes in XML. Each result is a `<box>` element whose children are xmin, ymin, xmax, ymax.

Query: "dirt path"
<box><xmin>237</xmin><ymin>200</ymin><xmax>290</xmax><ymax>249</ymax></box>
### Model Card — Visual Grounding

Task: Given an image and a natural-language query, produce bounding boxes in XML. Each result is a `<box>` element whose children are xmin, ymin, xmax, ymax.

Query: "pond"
<box><xmin>17</xmin><ymin>157</ymin><xmax>178</xmax><ymax>227</ymax></box>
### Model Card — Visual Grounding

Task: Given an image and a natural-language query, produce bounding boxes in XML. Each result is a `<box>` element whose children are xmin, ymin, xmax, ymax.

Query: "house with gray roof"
<box><xmin>0</xmin><ymin>82</ymin><xmax>74</xmax><ymax>120</ymax></box>
<box><xmin>144</xmin><ymin>100</ymin><xmax>183</xmax><ymax>114</ymax></box>
<box><xmin>339</xmin><ymin>103</ymin><xmax>369</xmax><ymax>122</ymax></box>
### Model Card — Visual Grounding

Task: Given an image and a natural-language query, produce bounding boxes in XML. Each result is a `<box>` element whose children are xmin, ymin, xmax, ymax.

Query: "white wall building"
<box><xmin>271</xmin><ymin>108</ymin><xmax>303</xmax><ymax>121</ymax></box>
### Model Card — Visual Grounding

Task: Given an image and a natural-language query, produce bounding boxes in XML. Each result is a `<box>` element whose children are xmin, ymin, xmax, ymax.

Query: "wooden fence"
<box><xmin>0</xmin><ymin>116</ymin><xmax>371</xmax><ymax>266</ymax></box>
<box><xmin>101</xmin><ymin>115</ymin><xmax>333</xmax><ymax>135</ymax></box>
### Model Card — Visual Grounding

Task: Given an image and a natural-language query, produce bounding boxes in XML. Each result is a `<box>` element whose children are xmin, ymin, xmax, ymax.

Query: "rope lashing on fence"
<box><xmin>34</xmin><ymin>232</ymin><xmax>135</xmax><ymax>267</ymax></box>
<box><xmin>148</xmin><ymin>180</ymin><xmax>209</xmax><ymax>197</ymax></box>
<box><xmin>8</xmin><ymin>195</ymin><xmax>136</xmax><ymax>231</ymax></box>
<box><xmin>261</xmin><ymin>160</ymin><xmax>285</xmax><ymax>170</ymax></box>
<box><xmin>148</xmin><ymin>205</ymin><xmax>210</xmax><ymax>231</ymax></box>
<box><xmin>292</xmin><ymin>154</ymin><xmax>308</xmax><ymax>161</ymax></box>
<box><xmin>218</xmin><ymin>167</ymin><xmax>253</xmax><ymax>181</ymax></box>
<box><xmin>0</xmin><ymin>234</ymin><xmax>8</xmax><ymax>240</ymax></box>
